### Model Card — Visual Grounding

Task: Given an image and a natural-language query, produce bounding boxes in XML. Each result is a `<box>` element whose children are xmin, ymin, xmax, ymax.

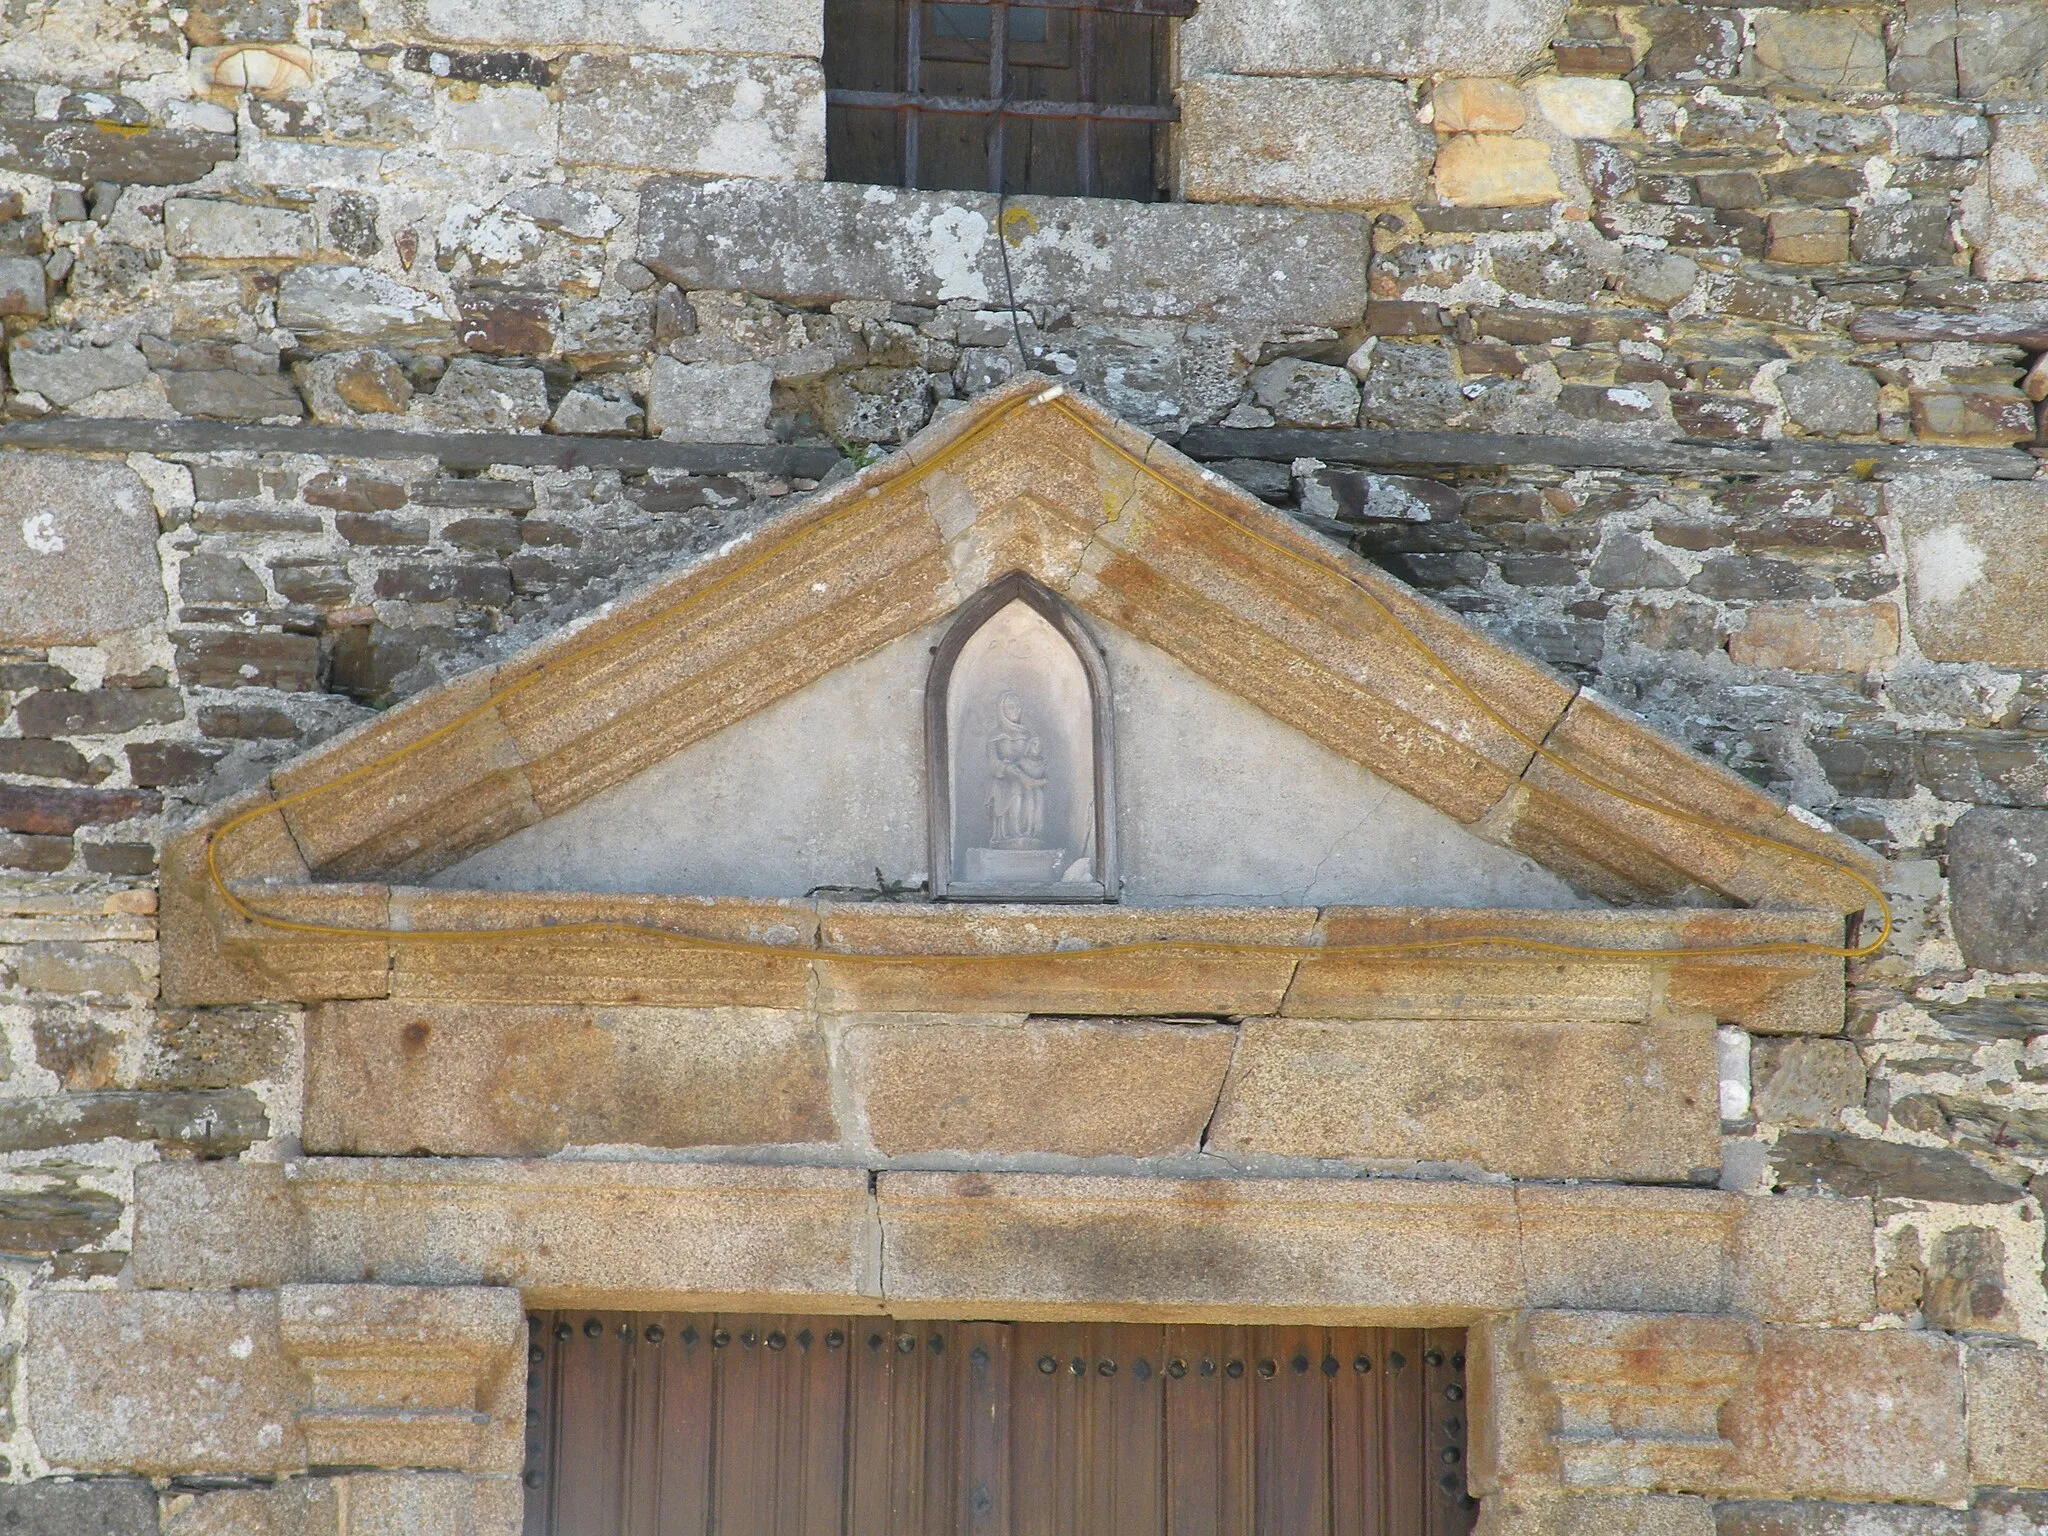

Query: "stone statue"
<box><xmin>984</xmin><ymin>691</ymin><xmax>1048</xmax><ymax>848</ymax></box>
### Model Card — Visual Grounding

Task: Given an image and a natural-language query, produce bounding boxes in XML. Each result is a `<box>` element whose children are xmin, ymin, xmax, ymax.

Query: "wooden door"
<box><xmin>523</xmin><ymin>1313</ymin><xmax>1475</xmax><ymax>1536</ymax></box>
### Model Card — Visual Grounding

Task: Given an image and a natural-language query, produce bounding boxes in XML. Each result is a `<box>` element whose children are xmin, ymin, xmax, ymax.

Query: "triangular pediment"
<box><xmin>169</xmin><ymin>376</ymin><xmax>1882</xmax><ymax>1008</ymax></box>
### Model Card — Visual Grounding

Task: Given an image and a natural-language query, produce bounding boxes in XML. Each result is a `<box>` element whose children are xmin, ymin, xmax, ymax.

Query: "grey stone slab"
<box><xmin>558</xmin><ymin>53</ymin><xmax>825</xmax><ymax>178</ymax></box>
<box><xmin>0</xmin><ymin>419</ymin><xmax>844</xmax><ymax>477</ymax></box>
<box><xmin>1948</xmin><ymin>808</ymin><xmax>2048</xmax><ymax>973</ymax></box>
<box><xmin>0</xmin><ymin>122</ymin><xmax>236</xmax><ymax>186</ymax></box>
<box><xmin>0</xmin><ymin>1480</ymin><xmax>160</xmax><ymax>1536</ymax></box>
<box><xmin>276</xmin><ymin>265</ymin><xmax>452</xmax><ymax>346</ymax></box>
<box><xmin>1890</xmin><ymin>476</ymin><xmax>2048</xmax><ymax>665</ymax></box>
<box><xmin>1179</xmin><ymin>0</ymin><xmax>1568</xmax><ymax>77</ymax></box>
<box><xmin>365</xmin><ymin>0</ymin><xmax>818</xmax><ymax>54</ymax></box>
<box><xmin>0</xmin><ymin>453</ymin><xmax>164</xmax><ymax>646</ymax></box>
<box><xmin>1715</xmin><ymin>1499</ymin><xmax>1968</xmax><ymax>1536</ymax></box>
<box><xmin>8</xmin><ymin>333</ymin><xmax>150</xmax><ymax>406</ymax></box>
<box><xmin>638</xmin><ymin>178</ymin><xmax>1371</xmax><ymax>327</ymax></box>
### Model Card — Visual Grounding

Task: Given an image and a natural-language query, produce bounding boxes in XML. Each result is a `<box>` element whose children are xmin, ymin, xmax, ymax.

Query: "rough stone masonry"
<box><xmin>5</xmin><ymin>0</ymin><xmax>2048</xmax><ymax>1530</ymax></box>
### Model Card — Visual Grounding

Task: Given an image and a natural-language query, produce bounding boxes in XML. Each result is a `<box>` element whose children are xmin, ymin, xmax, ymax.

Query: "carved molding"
<box><xmin>279</xmin><ymin>1284</ymin><xmax>524</xmax><ymax>1472</ymax></box>
<box><xmin>1519</xmin><ymin>1309</ymin><xmax>1760</xmax><ymax>1493</ymax></box>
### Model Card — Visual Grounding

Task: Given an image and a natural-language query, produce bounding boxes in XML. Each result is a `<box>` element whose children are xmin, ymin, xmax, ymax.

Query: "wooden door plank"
<box><xmin>1425</xmin><ymin>1329</ymin><xmax>1477</xmax><ymax>1536</ymax></box>
<box><xmin>553</xmin><ymin>1312</ymin><xmax>629</xmax><ymax>1536</ymax></box>
<box><xmin>1109</xmin><ymin>1324</ymin><xmax>1166</xmax><ymax>1536</ymax></box>
<box><xmin>524</xmin><ymin>1313</ymin><xmax>557</xmax><ymax>1536</ymax></box>
<box><xmin>789</xmin><ymin>1319</ymin><xmax>851</xmax><ymax>1536</ymax></box>
<box><xmin>1009</xmin><ymin>1324</ymin><xmax>1062</xmax><ymax>1536</ymax></box>
<box><xmin>848</xmin><ymin>1319</ymin><xmax>897</xmax><ymax>1536</ymax></box>
<box><xmin>960</xmin><ymin>1321</ymin><xmax>1011</xmax><ymax>1536</ymax></box>
<box><xmin>1330</xmin><ymin>1328</ymin><xmax>1382</xmax><ymax>1536</ymax></box>
<box><xmin>1382</xmin><ymin>1330</ymin><xmax>1426</xmax><ymax>1536</ymax></box>
<box><xmin>713</xmin><ymin>1316</ymin><xmax>785</xmax><ymax>1536</ymax></box>
<box><xmin>1164</xmin><ymin>1324</ymin><xmax>1220</xmax><ymax>1536</ymax></box>
<box><xmin>654</xmin><ymin>1316</ymin><xmax>714</xmax><ymax>1536</ymax></box>
<box><xmin>1254</xmin><ymin>1327</ymin><xmax>1330</xmax><ymax>1536</ymax></box>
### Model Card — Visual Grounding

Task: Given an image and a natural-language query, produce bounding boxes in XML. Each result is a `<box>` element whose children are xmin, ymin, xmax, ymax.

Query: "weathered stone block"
<box><xmin>1436</xmin><ymin>136</ymin><xmax>1563</xmax><ymax>207</ymax></box>
<box><xmin>1179</xmin><ymin>0</ymin><xmax>1570</xmax><ymax>79</ymax></box>
<box><xmin>276</xmin><ymin>266</ymin><xmax>451</xmax><ymax>345</ymax></box>
<box><xmin>1730</xmin><ymin>1196</ymin><xmax>1875</xmax><ymax>1326</ymax></box>
<box><xmin>1890</xmin><ymin>477</ymin><xmax>2048</xmax><ymax>666</ymax></box>
<box><xmin>1719</xmin><ymin>1328</ymin><xmax>1965</xmax><ymax>1504</ymax></box>
<box><xmin>647</xmin><ymin>357</ymin><xmax>774</xmax><ymax>441</ymax></box>
<box><xmin>366</xmin><ymin>0</ymin><xmax>817</xmax><ymax>54</ymax></box>
<box><xmin>1974</xmin><ymin>1490</ymin><xmax>2048</xmax><ymax>1536</ymax></box>
<box><xmin>135</xmin><ymin>1160</ymin><xmax>302</xmax><ymax>1290</ymax></box>
<box><xmin>844</xmin><ymin>1016</ymin><xmax>1233</xmax><ymax>1157</ymax></box>
<box><xmin>8</xmin><ymin>331</ymin><xmax>150</xmax><ymax>405</ymax></box>
<box><xmin>1479</xmin><ymin>1492</ymin><xmax>1714</xmax><ymax>1536</ymax></box>
<box><xmin>0</xmin><ymin>253</ymin><xmax>46</xmax><ymax>316</ymax></box>
<box><xmin>1977</xmin><ymin>118</ymin><xmax>2048</xmax><ymax>281</ymax></box>
<box><xmin>1767</xmin><ymin>209</ymin><xmax>1851</xmax><ymax>265</ymax></box>
<box><xmin>1968</xmin><ymin>1343</ymin><xmax>2048</xmax><ymax>1487</ymax></box>
<box><xmin>165</xmin><ymin>199</ymin><xmax>316</xmax><ymax>260</ymax></box>
<box><xmin>0</xmin><ymin>1480</ymin><xmax>159</xmax><ymax>1536</ymax></box>
<box><xmin>26</xmin><ymin>1291</ymin><xmax>303</xmax><ymax>1475</ymax></box>
<box><xmin>1516</xmin><ymin>1185</ymin><xmax>1736</xmax><ymax>1315</ymax></box>
<box><xmin>1925</xmin><ymin>1229</ymin><xmax>2012</xmax><ymax>1336</ymax></box>
<box><xmin>1249</xmin><ymin>357</ymin><xmax>1361</xmax><ymax>427</ymax></box>
<box><xmin>1852</xmin><ymin>201</ymin><xmax>1953</xmax><ymax>267</ymax></box>
<box><xmin>639</xmin><ymin>179</ymin><xmax>1371</xmax><ymax>326</ymax></box>
<box><xmin>1533</xmin><ymin>77</ymin><xmax>1635</xmax><ymax>138</ymax></box>
<box><xmin>165</xmin><ymin>369</ymin><xmax>307</xmax><ymax>422</ymax></box>
<box><xmin>1743</xmin><ymin>12</ymin><xmax>1887</xmax><ymax>92</ymax></box>
<box><xmin>1435</xmin><ymin>78</ymin><xmax>1526</xmax><ymax>133</ymax></box>
<box><xmin>1956</xmin><ymin>0</ymin><xmax>2048</xmax><ymax>98</ymax></box>
<box><xmin>558</xmin><ymin>53</ymin><xmax>824</xmax><ymax>177</ymax></box>
<box><xmin>1776</xmin><ymin>361</ymin><xmax>1878</xmax><ymax>437</ymax></box>
<box><xmin>0</xmin><ymin>1090</ymin><xmax>266</xmax><ymax>1156</ymax></box>
<box><xmin>304</xmin><ymin>1001</ymin><xmax>835</xmax><ymax>1156</ymax></box>
<box><xmin>1771</xmin><ymin>1131</ymin><xmax>2024</xmax><ymax>1206</ymax></box>
<box><xmin>411</xmin><ymin>359</ymin><xmax>550</xmax><ymax>431</ymax></box>
<box><xmin>1749</xmin><ymin>1039</ymin><xmax>1865</xmax><ymax>1128</ymax></box>
<box><xmin>1180</xmin><ymin>75</ymin><xmax>1431</xmax><ymax>208</ymax></box>
<box><xmin>1206</xmin><ymin>1016</ymin><xmax>1719</xmax><ymax>1181</ymax></box>
<box><xmin>877</xmin><ymin>1171</ymin><xmax>1524</xmax><ymax>1320</ymax></box>
<box><xmin>1714</xmin><ymin>1501</ymin><xmax>1967</xmax><ymax>1536</ymax></box>
<box><xmin>0</xmin><ymin>454</ymin><xmax>164</xmax><ymax>645</ymax></box>
<box><xmin>1949</xmin><ymin>809</ymin><xmax>2048</xmax><ymax>972</ymax></box>
<box><xmin>0</xmin><ymin>122</ymin><xmax>237</xmax><ymax>186</ymax></box>
<box><xmin>1727</xmin><ymin>604</ymin><xmax>1897</xmax><ymax>673</ymax></box>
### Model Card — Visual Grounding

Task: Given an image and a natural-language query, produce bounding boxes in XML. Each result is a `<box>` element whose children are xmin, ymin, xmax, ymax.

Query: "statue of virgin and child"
<box><xmin>984</xmin><ymin>691</ymin><xmax>1050</xmax><ymax>849</ymax></box>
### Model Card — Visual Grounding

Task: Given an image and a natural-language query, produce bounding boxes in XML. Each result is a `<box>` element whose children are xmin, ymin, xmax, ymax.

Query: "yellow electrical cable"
<box><xmin>205</xmin><ymin>386</ymin><xmax>1893</xmax><ymax>969</ymax></box>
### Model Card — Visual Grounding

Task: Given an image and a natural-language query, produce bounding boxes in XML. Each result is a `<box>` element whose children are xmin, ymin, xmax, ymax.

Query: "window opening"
<box><xmin>824</xmin><ymin>0</ymin><xmax>1188</xmax><ymax>200</ymax></box>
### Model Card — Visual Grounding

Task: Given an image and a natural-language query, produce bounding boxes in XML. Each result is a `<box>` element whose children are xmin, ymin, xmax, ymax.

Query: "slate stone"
<box><xmin>0</xmin><ymin>740</ymin><xmax>98</xmax><ymax>782</ymax></box>
<box><xmin>171</xmin><ymin>631</ymin><xmax>321</xmax><ymax>692</ymax></box>
<box><xmin>0</xmin><ymin>1172</ymin><xmax>123</xmax><ymax>1258</ymax></box>
<box><xmin>0</xmin><ymin>785</ymin><xmax>160</xmax><ymax>835</ymax></box>
<box><xmin>1852</xmin><ymin>201</ymin><xmax>1955</xmax><ymax>267</ymax></box>
<box><xmin>14</xmin><ymin>689</ymin><xmax>186</xmax><ymax>738</ymax></box>
<box><xmin>275</xmin><ymin>264</ymin><xmax>450</xmax><ymax>344</ymax></box>
<box><xmin>1922</xmin><ymin>1225</ymin><xmax>2010</xmax><ymax>1331</ymax></box>
<box><xmin>0</xmin><ymin>1480</ymin><xmax>160</xmax><ymax>1536</ymax></box>
<box><xmin>0</xmin><ymin>1091</ymin><xmax>268</xmax><ymax>1156</ymax></box>
<box><xmin>161</xmin><ymin>369</ymin><xmax>306</xmax><ymax>421</ymax></box>
<box><xmin>1948</xmin><ymin>809</ymin><xmax>2048</xmax><ymax>972</ymax></box>
<box><xmin>0</xmin><ymin>253</ymin><xmax>46</xmax><ymax>316</ymax></box>
<box><xmin>0</xmin><ymin>121</ymin><xmax>236</xmax><ymax>186</ymax></box>
<box><xmin>1250</xmin><ymin>358</ymin><xmax>1360</xmax><ymax>429</ymax></box>
<box><xmin>1751</xmin><ymin>1039</ymin><xmax>1866</xmax><ymax>1129</ymax></box>
<box><xmin>1772</xmin><ymin>1129</ymin><xmax>2025</xmax><ymax>1205</ymax></box>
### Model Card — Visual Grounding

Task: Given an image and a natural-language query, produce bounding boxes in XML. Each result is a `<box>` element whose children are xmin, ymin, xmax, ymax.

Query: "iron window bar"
<box><xmin>825</xmin><ymin>0</ymin><xmax>1186</xmax><ymax>196</ymax></box>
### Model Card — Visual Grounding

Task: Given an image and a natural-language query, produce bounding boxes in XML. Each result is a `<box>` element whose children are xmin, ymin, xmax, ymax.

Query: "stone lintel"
<box><xmin>1519</xmin><ymin>1310</ymin><xmax>1760</xmax><ymax>1493</ymax></box>
<box><xmin>200</xmin><ymin>877</ymin><xmax>1846</xmax><ymax>1032</ymax></box>
<box><xmin>133</xmin><ymin>1162</ymin><xmax>1875</xmax><ymax>1328</ymax></box>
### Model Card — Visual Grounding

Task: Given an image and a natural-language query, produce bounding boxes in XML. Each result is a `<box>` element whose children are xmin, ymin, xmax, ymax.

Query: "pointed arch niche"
<box><xmin>926</xmin><ymin>572</ymin><xmax>1117</xmax><ymax>902</ymax></box>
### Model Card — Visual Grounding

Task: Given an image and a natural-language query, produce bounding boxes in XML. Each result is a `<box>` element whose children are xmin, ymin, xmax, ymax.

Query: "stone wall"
<box><xmin>6</xmin><ymin>0</ymin><xmax>2048</xmax><ymax>1530</ymax></box>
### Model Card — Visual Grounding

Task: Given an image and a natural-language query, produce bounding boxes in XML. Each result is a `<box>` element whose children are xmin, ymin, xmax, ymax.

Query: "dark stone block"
<box><xmin>373</xmin><ymin>564</ymin><xmax>515</xmax><ymax>605</ymax></box>
<box><xmin>0</xmin><ymin>739</ymin><xmax>99</xmax><ymax>782</ymax></box>
<box><xmin>0</xmin><ymin>119</ymin><xmax>236</xmax><ymax>186</ymax></box>
<box><xmin>0</xmin><ymin>1090</ymin><xmax>268</xmax><ymax>1156</ymax></box>
<box><xmin>1812</xmin><ymin>732</ymin><xmax>2048</xmax><ymax>806</ymax></box>
<box><xmin>179</xmin><ymin>552</ymin><xmax>268</xmax><ymax>606</ymax></box>
<box><xmin>0</xmin><ymin>833</ymin><xmax>72</xmax><ymax>871</ymax></box>
<box><xmin>1949</xmin><ymin>808</ymin><xmax>2048</xmax><ymax>972</ymax></box>
<box><xmin>195</xmin><ymin>703</ymin><xmax>301</xmax><ymax>739</ymax></box>
<box><xmin>457</xmin><ymin>289</ymin><xmax>560</xmax><ymax>355</ymax></box>
<box><xmin>161</xmin><ymin>369</ymin><xmax>306</xmax><ymax>422</ymax></box>
<box><xmin>1672</xmin><ymin>391</ymin><xmax>1772</xmax><ymax>439</ymax></box>
<box><xmin>0</xmin><ymin>1168</ymin><xmax>122</xmax><ymax>1257</ymax></box>
<box><xmin>400</xmin><ymin>45</ymin><xmax>555</xmax><ymax>85</ymax></box>
<box><xmin>14</xmin><ymin>688</ymin><xmax>185</xmax><ymax>738</ymax></box>
<box><xmin>0</xmin><ymin>1479</ymin><xmax>160</xmax><ymax>1536</ymax></box>
<box><xmin>81</xmin><ymin>841</ymin><xmax>156</xmax><ymax>876</ymax></box>
<box><xmin>303</xmin><ymin>469</ymin><xmax>406</xmax><ymax>512</ymax></box>
<box><xmin>172</xmin><ymin>631</ymin><xmax>321</xmax><ymax>692</ymax></box>
<box><xmin>1974</xmin><ymin>1490</ymin><xmax>2048</xmax><ymax>1536</ymax></box>
<box><xmin>1640</xmin><ymin>6</ymin><xmax>1743</xmax><ymax>77</ymax></box>
<box><xmin>410</xmin><ymin>478</ymin><xmax>537</xmax><ymax>509</ymax></box>
<box><xmin>1772</xmin><ymin>1129</ymin><xmax>2024</xmax><ymax>1205</ymax></box>
<box><xmin>125</xmin><ymin>741</ymin><xmax>227</xmax><ymax>788</ymax></box>
<box><xmin>335</xmin><ymin>511</ymin><xmax>429</xmax><ymax>546</ymax></box>
<box><xmin>0</xmin><ymin>785</ymin><xmax>159</xmax><ymax>835</ymax></box>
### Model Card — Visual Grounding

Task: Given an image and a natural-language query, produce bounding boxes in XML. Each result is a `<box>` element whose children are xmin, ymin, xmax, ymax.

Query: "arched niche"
<box><xmin>926</xmin><ymin>572</ymin><xmax>1117</xmax><ymax>902</ymax></box>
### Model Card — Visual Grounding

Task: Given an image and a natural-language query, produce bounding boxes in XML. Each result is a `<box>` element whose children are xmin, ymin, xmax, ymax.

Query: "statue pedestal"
<box><xmin>963</xmin><ymin>847</ymin><xmax>1067</xmax><ymax>883</ymax></box>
